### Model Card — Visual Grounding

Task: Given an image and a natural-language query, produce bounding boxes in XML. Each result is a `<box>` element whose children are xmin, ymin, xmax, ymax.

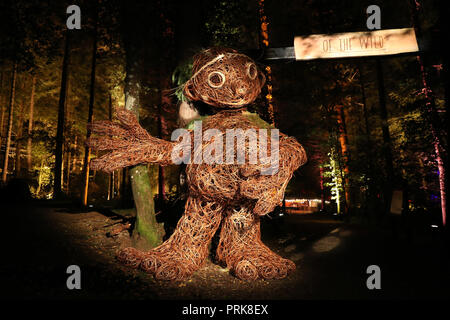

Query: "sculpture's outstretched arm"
<box><xmin>86</xmin><ymin>108</ymin><xmax>174</xmax><ymax>172</ymax></box>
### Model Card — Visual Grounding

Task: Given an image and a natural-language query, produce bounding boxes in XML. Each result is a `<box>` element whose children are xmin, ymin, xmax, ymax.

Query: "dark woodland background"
<box><xmin>0</xmin><ymin>0</ymin><xmax>447</xmax><ymax>233</ymax></box>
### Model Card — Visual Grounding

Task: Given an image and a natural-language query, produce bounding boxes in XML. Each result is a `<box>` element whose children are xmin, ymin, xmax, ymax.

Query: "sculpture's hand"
<box><xmin>86</xmin><ymin>108</ymin><xmax>174</xmax><ymax>172</ymax></box>
<box><xmin>240</xmin><ymin>135</ymin><xmax>307</xmax><ymax>216</ymax></box>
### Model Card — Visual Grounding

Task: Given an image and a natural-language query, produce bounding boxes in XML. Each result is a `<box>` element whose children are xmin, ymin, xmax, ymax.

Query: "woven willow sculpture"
<box><xmin>87</xmin><ymin>47</ymin><xmax>307</xmax><ymax>281</ymax></box>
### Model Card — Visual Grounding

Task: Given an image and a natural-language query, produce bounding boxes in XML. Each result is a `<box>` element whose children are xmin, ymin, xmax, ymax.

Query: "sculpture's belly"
<box><xmin>186</xmin><ymin>163</ymin><xmax>241</xmax><ymax>202</ymax></box>
<box><xmin>184</xmin><ymin>112</ymin><xmax>256</xmax><ymax>202</ymax></box>
<box><xmin>182</xmin><ymin>111</ymin><xmax>303</xmax><ymax>205</ymax></box>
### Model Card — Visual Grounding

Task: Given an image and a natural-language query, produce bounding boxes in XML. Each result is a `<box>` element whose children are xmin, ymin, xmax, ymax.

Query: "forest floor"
<box><xmin>1</xmin><ymin>200</ymin><xmax>450</xmax><ymax>300</ymax></box>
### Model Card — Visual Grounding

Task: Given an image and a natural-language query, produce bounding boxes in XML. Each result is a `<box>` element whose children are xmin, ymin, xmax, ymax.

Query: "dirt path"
<box><xmin>1</xmin><ymin>202</ymin><xmax>307</xmax><ymax>299</ymax></box>
<box><xmin>1</xmin><ymin>202</ymin><xmax>450</xmax><ymax>300</ymax></box>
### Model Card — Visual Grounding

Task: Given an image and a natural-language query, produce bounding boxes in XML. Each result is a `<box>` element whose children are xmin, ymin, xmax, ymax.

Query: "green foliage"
<box><xmin>204</xmin><ymin>0</ymin><xmax>258</xmax><ymax>49</ymax></box>
<box><xmin>204</xmin><ymin>1</ymin><xmax>246</xmax><ymax>47</ymax></box>
<box><xmin>242</xmin><ymin>111</ymin><xmax>274</xmax><ymax>129</ymax></box>
<box><xmin>171</xmin><ymin>59</ymin><xmax>193</xmax><ymax>102</ymax></box>
<box><xmin>322</xmin><ymin>145</ymin><xmax>345</xmax><ymax>214</ymax></box>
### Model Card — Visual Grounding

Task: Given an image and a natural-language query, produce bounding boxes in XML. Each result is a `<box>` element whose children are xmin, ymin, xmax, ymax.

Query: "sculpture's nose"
<box><xmin>237</xmin><ymin>87</ymin><xmax>247</xmax><ymax>95</ymax></box>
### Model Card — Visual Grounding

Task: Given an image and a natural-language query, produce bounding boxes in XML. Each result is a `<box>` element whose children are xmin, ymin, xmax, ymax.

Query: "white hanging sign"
<box><xmin>294</xmin><ymin>28</ymin><xmax>419</xmax><ymax>60</ymax></box>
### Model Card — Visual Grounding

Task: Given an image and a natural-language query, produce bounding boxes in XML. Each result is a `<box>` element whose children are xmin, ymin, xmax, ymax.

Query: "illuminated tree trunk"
<box><xmin>27</xmin><ymin>75</ymin><xmax>35</xmax><ymax>172</ymax></box>
<box><xmin>122</xmin><ymin>1</ymin><xmax>164</xmax><ymax>249</ymax></box>
<box><xmin>36</xmin><ymin>158</ymin><xmax>44</xmax><ymax>195</ymax></box>
<box><xmin>416</xmin><ymin>60</ymin><xmax>447</xmax><ymax>227</ymax></box>
<box><xmin>2</xmin><ymin>62</ymin><xmax>17</xmax><ymax>183</ymax></box>
<box><xmin>14</xmin><ymin>103</ymin><xmax>24</xmax><ymax>177</ymax></box>
<box><xmin>124</xmin><ymin>86</ymin><xmax>164</xmax><ymax>249</ymax></box>
<box><xmin>330</xmin><ymin>153</ymin><xmax>341</xmax><ymax>215</ymax></box>
<box><xmin>69</xmin><ymin>135</ymin><xmax>77</xmax><ymax>174</ymax></box>
<box><xmin>108</xmin><ymin>170</ymin><xmax>115</xmax><ymax>200</ymax></box>
<box><xmin>411</xmin><ymin>0</ymin><xmax>447</xmax><ymax>227</ymax></box>
<box><xmin>66</xmin><ymin>138</ymin><xmax>71</xmax><ymax>192</ymax></box>
<box><xmin>438</xmin><ymin>0</ymin><xmax>449</xmax><ymax>228</ymax></box>
<box><xmin>319</xmin><ymin>166</ymin><xmax>325</xmax><ymax>211</ymax></box>
<box><xmin>0</xmin><ymin>96</ymin><xmax>5</xmax><ymax>142</ymax></box>
<box><xmin>336</xmin><ymin>104</ymin><xmax>350</xmax><ymax>214</ymax></box>
<box><xmin>54</xmin><ymin>32</ymin><xmax>70</xmax><ymax>198</ymax></box>
<box><xmin>116</xmin><ymin>170</ymin><xmax>121</xmax><ymax>198</ymax></box>
<box><xmin>65</xmin><ymin>120</ymin><xmax>72</xmax><ymax>192</ymax></box>
<box><xmin>82</xmin><ymin>5</ymin><xmax>98</xmax><ymax>206</ymax></box>
<box><xmin>0</xmin><ymin>70</ymin><xmax>5</xmax><ymax>146</ymax></box>
<box><xmin>107</xmin><ymin>94</ymin><xmax>114</xmax><ymax>200</ymax></box>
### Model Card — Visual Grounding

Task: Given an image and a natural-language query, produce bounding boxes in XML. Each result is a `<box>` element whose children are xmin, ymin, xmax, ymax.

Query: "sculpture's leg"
<box><xmin>117</xmin><ymin>197</ymin><xmax>224</xmax><ymax>280</ymax></box>
<box><xmin>216</xmin><ymin>205</ymin><xmax>295</xmax><ymax>280</ymax></box>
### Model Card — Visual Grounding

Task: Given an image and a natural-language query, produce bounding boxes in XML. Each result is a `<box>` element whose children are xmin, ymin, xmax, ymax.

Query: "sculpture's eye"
<box><xmin>246</xmin><ymin>63</ymin><xmax>257</xmax><ymax>80</ymax></box>
<box><xmin>207</xmin><ymin>71</ymin><xmax>226</xmax><ymax>88</ymax></box>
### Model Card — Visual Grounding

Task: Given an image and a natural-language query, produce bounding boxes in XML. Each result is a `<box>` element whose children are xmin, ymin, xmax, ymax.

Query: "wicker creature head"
<box><xmin>183</xmin><ymin>47</ymin><xmax>266</xmax><ymax>109</ymax></box>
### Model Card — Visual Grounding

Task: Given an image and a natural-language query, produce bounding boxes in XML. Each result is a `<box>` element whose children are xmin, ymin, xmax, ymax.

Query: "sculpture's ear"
<box><xmin>183</xmin><ymin>80</ymin><xmax>199</xmax><ymax>101</ymax></box>
<box><xmin>258</xmin><ymin>70</ymin><xmax>266</xmax><ymax>90</ymax></box>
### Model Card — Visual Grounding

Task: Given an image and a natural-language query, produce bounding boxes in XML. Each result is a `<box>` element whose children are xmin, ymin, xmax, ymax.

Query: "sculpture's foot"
<box><xmin>217</xmin><ymin>205</ymin><xmax>295</xmax><ymax>280</ymax></box>
<box><xmin>117</xmin><ymin>244</ymin><xmax>204</xmax><ymax>280</ymax></box>
<box><xmin>139</xmin><ymin>248</ymin><xmax>200</xmax><ymax>281</ymax></box>
<box><xmin>116</xmin><ymin>247</ymin><xmax>146</xmax><ymax>269</ymax></box>
<box><xmin>117</xmin><ymin>197</ymin><xmax>224</xmax><ymax>281</ymax></box>
<box><xmin>219</xmin><ymin>242</ymin><xmax>295</xmax><ymax>280</ymax></box>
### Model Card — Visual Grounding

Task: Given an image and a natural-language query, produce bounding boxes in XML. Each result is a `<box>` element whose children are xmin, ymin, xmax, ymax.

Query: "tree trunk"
<box><xmin>358</xmin><ymin>64</ymin><xmax>377</xmax><ymax>219</ymax></box>
<box><xmin>319</xmin><ymin>166</ymin><xmax>325</xmax><ymax>211</ymax></box>
<box><xmin>62</xmin><ymin>72</ymin><xmax>71</xmax><ymax>193</ymax></box>
<box><xmin>336</xmin><ymin>104</ymin><xmax>350</xmax><ymax>215</ymax></box>
<box><xmin>0</xmin><ymin>106</ymin><xmax>5</xmax><ymax>163</ymax></box>
<box><xmin>72</xmin><ymin>135</ymin><xmax>77</xmax><ymax>172</ymax></box>
<box><xmin>375</xmin><ymin>58</ymin><xmax>395</xmax><ymax>217</ymax></box>
<box><xmin>2</xmin><ymin>62</ymin><xmax>17</xmax><ymax>183</ymax></box>
<box><xmin>36</xmin><ymin>158</ymin><xmax>44</xmax><ymax>195</ymax></box>
<box><xmin>411</xmin><ymin>0</ymin><xmax>447</xmax><ymax>227</ymax></box>
<box><xmin>14</xmin><ymin>103</ymin><xmax>25</xmax><ymax>177</ymax></box>
<box><xmin>124</xmin><ymin>68</ymin><xmax>164</xmax><ymax>250</ymax></box>
<box><xmin>358</xmin><ymin>65</ymin><xmax>375</xmax><ymax>162</ymax></box>
<box><xmin>416</xmin><ymin>55</ymin><xmax>447</xmax><ymax>227</ymax></box>
<box><xmin>156</xmin><ymin>3</ymin><xmax>175</xmax><ymax>201</ymax></box>
<box><xmin>92</xmin><ymin>151</ymin><xmax>97</xmax><ymax>180</ymax></box>
<box><xmin>157</xmin><ymin>98</ymin><xmax>166</xmax><ymax>200</ymax></box>
<box><xmin>27</xmin><ymin>75</ymin><xmax>36</xmax><ymax>172</ymax></box>
<box><xmin>116</xmin><ymin>170</ymin><xmax>121</xmax><ymax>198</ymax></box>
<box><xmin>66</xmin><ymin>136</ymin><xmax>71</xmax><ymax>193</ymax></box>
<box><xmin>64</xmin><ymin>123</ymin><xmax>71</xmax><ymax>192</ymax></box>
<box><xmin>82</xmin><ymin>5</ymin><xmax>98</xmax><ymax>207</ymax></box>
<box><xmin>108</xmin><ymin>171</ymin><xmax>115</xmax><ymax>200</ymax></box>
<box><xmin>0</xmin><ymin>96</ymin><xmax>5</xmax><ymax>141</ymax></box>
<box><xmin>120</xmin><ymin>167</ymin><xmax>129</xmax><ymax>203</ymax></box>
<box><xmin>438</xmin><ymin>0</ymin><xmax>449</xmax><ymax>228</ymax></box>
<box><xmin>120</xmin><ymin>167</ymin><xmax>133</xmax><ymax>206</ymax></box>
<box><xmin>107</xmin><ymin>93</ymin><xmax>114</xmax><ymax>200</ymax></box>
<box><xmin>0</xmin><ymin>69</ymin><xmax>5</xmax><ymax>147</ymax></box>
<box><xmin>53</xmin><ymin>31</ymin><xmax>71</xmax><ymax>198</ymax></box>
<box><xmin>121</xmin><ymin>1</ymin><xmax>165</xmax><ymax>249</ymax></box>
